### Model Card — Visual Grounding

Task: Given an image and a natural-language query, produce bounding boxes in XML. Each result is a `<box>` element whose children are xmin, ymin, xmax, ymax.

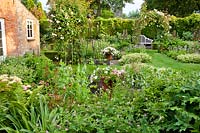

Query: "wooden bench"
<box><xmin>139</xmin><ymin>35</ymin><xmax>153</xmax><ymax>49</ymax></box>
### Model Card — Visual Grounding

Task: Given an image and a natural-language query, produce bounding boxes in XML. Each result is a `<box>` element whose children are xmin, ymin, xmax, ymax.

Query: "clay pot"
<box><xmin>105</xmin><ymin>54</ymin><xmax>113</xmax><ymax>60</ymax></box>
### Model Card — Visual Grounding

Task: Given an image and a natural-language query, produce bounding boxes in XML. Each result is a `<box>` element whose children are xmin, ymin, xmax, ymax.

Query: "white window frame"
<box><xmin>0</xmin><ymin>18</ymin><xmax>7</xmax><ymax>60</ymax></box>
<box><xmin>26</xmin><ymin>19</ymin><xmax>34</xmax><ymax>40</ymax></box>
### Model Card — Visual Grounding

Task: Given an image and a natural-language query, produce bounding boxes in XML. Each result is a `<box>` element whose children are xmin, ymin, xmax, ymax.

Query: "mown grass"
<box><xmin>146</xmin><ymin>50</ymin><xmax>200</xmax><ymax>72</ymax></box>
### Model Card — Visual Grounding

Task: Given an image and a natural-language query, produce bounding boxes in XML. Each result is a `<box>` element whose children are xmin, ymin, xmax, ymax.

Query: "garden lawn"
<box><xmin>147</xmin><ymin>50</ymin><xmax>200</xmax><ymax>72</ymax></box>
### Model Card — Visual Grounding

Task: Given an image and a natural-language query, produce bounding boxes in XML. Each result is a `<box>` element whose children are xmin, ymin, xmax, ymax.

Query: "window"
<box><xmin>26</xmin><ymin>19</ymin><xmax>34</xmax><ymax>40</ymax></box>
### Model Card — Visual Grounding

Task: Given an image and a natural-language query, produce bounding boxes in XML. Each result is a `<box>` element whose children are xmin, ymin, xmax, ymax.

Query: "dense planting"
<box><xmin>1</xmin><ymin>1</ymin><xmax>200</xmax><ymax>132</ymax></box>
<box><xmin>0</xmin><ymin>55</ymin><xmax>199</xmax><ymax>132</ymax></box>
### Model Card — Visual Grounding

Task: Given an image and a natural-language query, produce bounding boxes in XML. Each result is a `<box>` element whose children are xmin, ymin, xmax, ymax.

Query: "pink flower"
<box><xmin>22</xmin><ymin>85</ymin><xmax>31</xmax><ymax>91</ymax></box>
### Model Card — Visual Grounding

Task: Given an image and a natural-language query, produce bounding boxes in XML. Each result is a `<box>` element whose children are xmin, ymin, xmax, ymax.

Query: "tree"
<box><xmin>127</xmin><ymin>9</ymin><xmax>140</xmax><ymax>18</ymax></box>
<box><xmin>145</xmin><ymin>0</ymin><xmax>200</xmax><ymax>17</ymax></box>
<box><xmin>47</xmin><ymin>0</ymin><xmax>134</xmax><ymax>17</ymax></box>
<box><xmin>93</xmin><ymin>0</ymin><xmax>134</xmax><ymax>17</ymax></box>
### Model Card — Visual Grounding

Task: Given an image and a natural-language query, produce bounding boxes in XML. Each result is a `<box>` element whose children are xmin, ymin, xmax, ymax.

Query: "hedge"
<box><xmin>170</xmin><ymin>13</ymin><xmax>200</xmax><ymax>39</ymax></box>
<box><xmin>93</xmin><ymin>18</ymin><xmax>135</xmax><ymax>36</ymax></box>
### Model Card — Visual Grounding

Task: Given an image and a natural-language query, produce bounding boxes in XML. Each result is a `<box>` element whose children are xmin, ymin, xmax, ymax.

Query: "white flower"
<box><xmin>154</xmin><ymin>9</ymin><xmax>164</xmax><ymax>16</ymax></box>
<box><xmin>60</xmin><ymin>36</ymin><xmax>64</xmax><ymax>40</ymax></box>
<box><xmin>50</xmin><ymin>14</ymin><xmax>55</xmax><ymax>17</ymax></box>
<box><xmin>47</xmin><ymin>19</ymin><xmax>53</xmax><ymax>23</ymax></box>
<box><xmin>52</xmin><ymin>33</ymin><xmax>57</xmax><ymax>37</ymax></box>
<box><xmin>56</xmin><ymin>20</ymin><xmax>60</xmax><ymax>24</ymax></box>
<box><xmin>58</xmin><ymin>27</ymin><xmax>62</xmax><ymax>29</ymax></box>
<box><xmin>65</xmin><ymin>13</ymin><xmax>69</xmax><ymax>18</ymax></box>
<box><xmin>101</xmin><ymin>46</ymin><xmax>120</xmax><ymax>56</ymax></box>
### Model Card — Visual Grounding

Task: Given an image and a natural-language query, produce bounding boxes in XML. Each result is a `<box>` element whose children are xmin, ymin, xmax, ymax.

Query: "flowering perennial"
<box><xmin>89</xmin><ymin>67</ymin><xmax>125</xmax><ymax>83</ymax></box>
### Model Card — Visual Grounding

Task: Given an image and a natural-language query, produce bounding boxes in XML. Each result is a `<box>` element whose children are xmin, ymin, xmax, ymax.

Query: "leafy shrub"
<box><xmin>182</xmin><ymin>31</ymin><xmax>194</xmax><ymax>41</ymax></box>
<box><xmin>170</xmin><ymin>13</ymin><xmax>200</xmax><ymax>40</ymax></box>
<box><xmin>43</xmin><ymin>51</ymin><xmax>61</xmax><ymax>61</ymax></box>
<box><xmin>124</xmin><ymin>65</ymin><xmax>200</xmax><ymax>132</ymax></box>
<box><xmin>186</xmin><ymin>41</ymin><xmax>200</xmax><ymax>53</ymax></box>
<box><xmin>166</xmin><ymin>50</ymin><xmax>187</xmax><ymax>59</ymax></box>
<box><xmin>24</xmin><ymin>54</ymin><xmax>55</xmax><ymax>82</ymax></box>
<box><xmin>94</xmin><ymin>18</ymin><xmax>135</xmax><ymax>36</ymax></box>
<box><xmin>0</xmin><ymin>57</ymin><xmax>35</xmax><ymax>83</ymax></box>
<box><xmin>101</xmin><ymin>9</ymin><xmax>114</xmax><ymax>19</ymax></box>
<box><xmin>177</xmin><ymin>54</ymin><xmax>200</xmax><ymax>63</ymax></box>
<box><xmin>127</xmin><ymin>47</ymin><xmax>146</xmax><ymax>53</ymax></box>
<box><xmin>0</xmin><ymin>54</ymin><xmax>55</xmax><ymax>83</ymax></box>
<box><xmin>119</xmin><ymin>53</ymin><xmax>152</xmax><ymax>65</ymax></box>
<box><xmin>155</xmin><ymin>33</ymin><xmax>187</xmax><ymax>52</ymax></box>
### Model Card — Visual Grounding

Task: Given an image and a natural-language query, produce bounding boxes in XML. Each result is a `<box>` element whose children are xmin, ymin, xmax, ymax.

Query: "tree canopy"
<box><xmin>47</xmin><ymin>0</ymin><xmax>133</xmax><ymax>17</ymax></box>
<box><xmin>145</xmin><ymin>0</ymin><xmax>200</xmax><ymax>17</ymax></box>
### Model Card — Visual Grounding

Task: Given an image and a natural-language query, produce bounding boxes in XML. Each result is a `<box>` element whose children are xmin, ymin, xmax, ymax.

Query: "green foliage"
<box><xmin>177</xmin><ymin>54</ymin><xmax>200</xmax><ymax>63</ymax></box>
<box><xmin>48</xmin><ymin>62</ymin><xmax>90</xmax><ymax>106</ymax></box>
<box><xmin>0</xmin><ymin>94</ymin><xmax>66</xmax><ymax>132</ymax></box>
<box><xmin>140</xmin><ymin>9</ymin><xmax>170</xmax><ymax>40</ymax></box>
<box><xmin>0</xmin><ymin>57</ymin><xmax>35</xmax><ymax>83</ymax></box>
<box><xmin>155</xmin><ymin>33</ymin><xmax>187</xmax><ymax>52</ymax></box>
<box><xmin>124</xmin><ymin>65</ymin><xmax>200</xmax><ymax>132</ymax></box>
<box><xmin>98</xmin><ymin>32</ymin><xmax>132</xmax><ymax>51</ymax></box>
<box><xmin>94</xmin><ymin>18</ymin><xmax>135</xmax><ymax>36</ymax></box>
<box><xmin>64</xmin><ymin>91</ymin><xmax>136</xmax><ymax>132</ymax></box>
<box><xmin>145</xmin><ymin>0</ymin><xmax>200</xmax><ymax>17</ymax></box>
<box><xmin>127</xmin><ymin>9</ymin><xmax>140</xmax><ymax>18</ymax></box>
<box><xmin>22</xmin><ymin>0</ymin><xmax>47</xmax><ymax>20</ymax></box>
<box><xmin>23</xmin><ymin>54</ymin><xmax>55</xmax><ymax>82</ymax></box>
<box><xmin>89</xmin><ymin>0</ymin><xmax>133</xmax><ymax>17</ymax></box>
<box><xmin>40</xmin><ymin>20</ymin><xmax>52</xmax><ymax>48</ymax></box>
<box><xmin>101</xmin><ymin>9</ymin><xmax>114</xmax><ymax>19</ymax></box>
<box><xmin>49</xmin><ymin>0</ymin><xmax>88</xmax><ymax>44</ymax></box>
<box><xmin>146</xmin><ymin>50</ymin><xmax>200</xmax><ymax>72</ymax></box>
<box><xmin>119</xmin><ymin>53</ymin><xmax>152</xmax><ymax>65</ymax></box>
<box><xmin>43</xmin><ymin>51</ymin><xmax>60</xmax><ymax>61</ymax></box>
<box><xmin>170</xmin><ymin>13</ymin><xmax>200</xmax><ymax>39</ymax></box>
<box><xmin>1</xmin><ymin>55</ymin><xmax>200</xmax><ymax>132</ymax></box>
<box><xmin>127</xmin><ymin>47</ymin><xmax>147</xmax><ymax>53</ymax></box>
<box><xmin>165</xmin><ymin>50</ymin><xmax>187</xmax><ymax>59</ymax></box>
<box><xmin>182</xmin><ymin>31</ymin><xmax>194</xmax><ymax>41</ymax></box>
<box><xmin>48</xmin><ymin>0</ymin><xmax>89</xmax><ymax>64</ymax></box>
<box><xmin>0</xmin><ymin>54</ymin><xmax>55</xmax><ymax>83</ymax></box>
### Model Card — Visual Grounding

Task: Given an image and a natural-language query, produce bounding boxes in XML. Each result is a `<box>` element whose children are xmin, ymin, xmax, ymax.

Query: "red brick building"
<box><xmin>0</xmin><ymin>0</ymin><xmax>40</xmax><ymax>60</ymax></box>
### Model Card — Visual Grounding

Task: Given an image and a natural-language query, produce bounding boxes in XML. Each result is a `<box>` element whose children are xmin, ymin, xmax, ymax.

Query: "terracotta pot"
<box><xmin>105</xmin><ymin>54</ymin><xmax>113</xmax><ymax>60</ymax></box>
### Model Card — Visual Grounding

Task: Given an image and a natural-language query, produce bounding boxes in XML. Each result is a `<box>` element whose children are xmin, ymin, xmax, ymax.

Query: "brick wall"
<box><xmin>15</xmin><ymin>0</ymin><xmax>40</xmax><ymax>55</ymax></box>
<box><xmin>0</xmin><ymin>0</ymin><xmax>40</xmax><ymax>56</ymax></box>
<box><xmin>0</xmin><ymin>0</ymin><xmax>19</xmax><ymax>56</ymax></box>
